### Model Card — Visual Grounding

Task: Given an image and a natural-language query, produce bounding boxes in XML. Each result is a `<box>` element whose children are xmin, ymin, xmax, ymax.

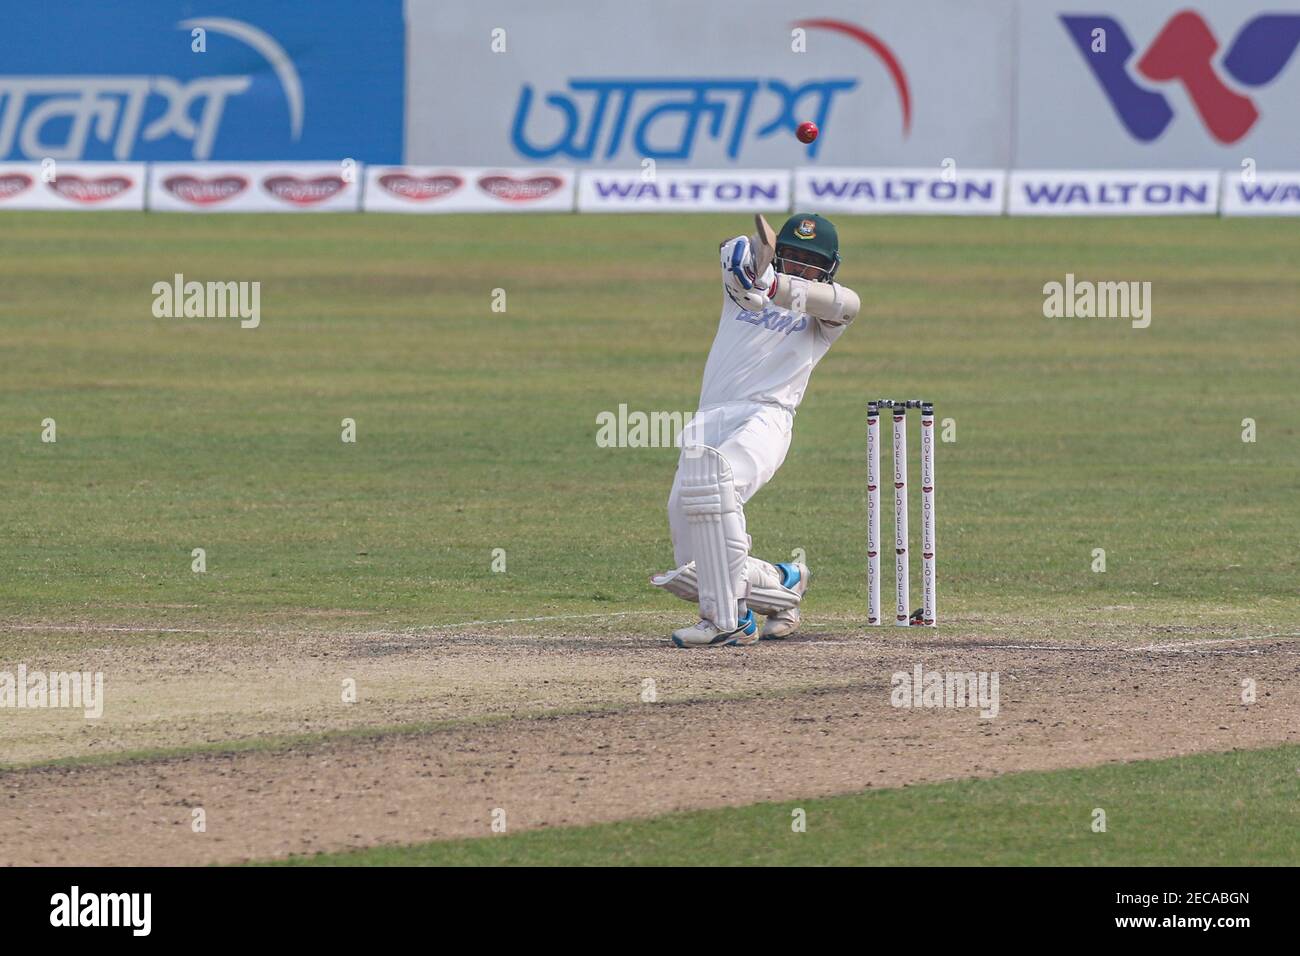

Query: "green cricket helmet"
<box><xmin>775</xmin><ymin>213</ymin><xmax>840</xmax><ymax>283</ymax></box>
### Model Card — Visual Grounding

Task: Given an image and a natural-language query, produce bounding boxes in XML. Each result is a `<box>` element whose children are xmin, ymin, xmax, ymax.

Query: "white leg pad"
<box><xmin>653</xmin><ymin>558</ymin><xmax>802</xmax><ymax>615</ymax></box>
<box><xmin>678</xmin><ymin>445</ymin><xmax>749</xmax><ymax>630</ymax></box>
<box><xmin>746</xmin><ymin>559</ymin><xmax>803</xmax><ymax>612</ymax></box>
<box><xmin>651</xmin><ymin>564</ymin><xmax>699</xmax><ymax>602</ymax></box>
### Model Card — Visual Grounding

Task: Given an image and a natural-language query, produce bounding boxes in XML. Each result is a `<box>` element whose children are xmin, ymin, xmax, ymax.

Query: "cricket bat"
<box><xmin>752</xmin><ymin>213</ymin><xmax>776</xmax><ymax>278</ymax></box>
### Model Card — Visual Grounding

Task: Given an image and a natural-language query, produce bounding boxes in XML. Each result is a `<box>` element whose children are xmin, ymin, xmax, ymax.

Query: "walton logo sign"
<box><xmin>1063</xmin><ymin>11</ymin><xmax>1300</xmax><ymax>144</ymax></box>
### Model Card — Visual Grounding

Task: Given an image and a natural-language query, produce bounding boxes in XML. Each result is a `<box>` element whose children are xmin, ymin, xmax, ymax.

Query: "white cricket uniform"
<box><xmin>667</xmin><ymin>236</ymin><xmax>854</xmax><ymax>566</ymax></box>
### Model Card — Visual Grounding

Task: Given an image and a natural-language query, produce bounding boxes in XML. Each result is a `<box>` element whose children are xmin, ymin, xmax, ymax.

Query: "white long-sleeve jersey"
<box><xmin>698</xmin><ymin>236</ymin><xmax>856</xmax><ymax>413</ymax></box>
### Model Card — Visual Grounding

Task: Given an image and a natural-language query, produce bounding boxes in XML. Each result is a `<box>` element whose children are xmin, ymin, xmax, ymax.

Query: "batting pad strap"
<box><xmin>680</xmin><ymin>445</ymin><xmax>749</xmax><ymax>630</ymax></box>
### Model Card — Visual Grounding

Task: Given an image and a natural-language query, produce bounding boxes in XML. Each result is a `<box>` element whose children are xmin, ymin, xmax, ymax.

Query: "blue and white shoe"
<box><xmin>760</xmin><ymin>562</ymin><xmax>810</xmax><ymax>639</ymax></box>
<box><xmin>671</xmin><ymin>610</ymin><xmax>759</xmax><ymax>648</ymax></box>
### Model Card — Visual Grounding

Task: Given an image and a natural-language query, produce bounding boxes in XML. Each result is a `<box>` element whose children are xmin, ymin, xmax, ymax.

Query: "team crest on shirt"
<box><xmin>795</xmin><ymin>219</ymin><xmax>816</xmax><ymax>239</ymax></box>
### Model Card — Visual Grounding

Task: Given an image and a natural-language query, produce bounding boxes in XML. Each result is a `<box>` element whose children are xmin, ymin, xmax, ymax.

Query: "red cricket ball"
<box><xmin>796</xmin><ymin>121</ymin><xmax>819</xmax><ymax>144</ymax></box>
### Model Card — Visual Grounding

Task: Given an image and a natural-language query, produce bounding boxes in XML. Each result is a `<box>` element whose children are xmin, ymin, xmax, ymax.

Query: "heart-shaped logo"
<box><xmin>163</xmin><ymin>174</ymin><xmax>248</xmax><ymax>205</ymax></box>
<box><xmin>378</xmin><ymin>173</ymin><xmax>462</xmax><ymax>201</ymax></box>
<box><xmin>0</xmin><ymin>172</ymin><xmax>33</xmax><ymax>200</ymax></box>
<box><xmin>262</xmin><ymin>175</ymin><xmax>347</xmax><ymax>205</ymax></box>
<box><xmin>48</xmin><ymin>175</ymin><xmax>132</xmax><ymax>203</ymax></box>
<box><xmin>477</xmin><ymin>174</ymin><xmax>563</xmax><ymax>202</ymax></box>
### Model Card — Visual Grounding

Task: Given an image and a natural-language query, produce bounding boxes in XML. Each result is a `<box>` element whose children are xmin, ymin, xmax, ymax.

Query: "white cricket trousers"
<box><xmin>667</xmin><ymin>401</ymin><xmax>794</xmax><ymax>567</ymax></box>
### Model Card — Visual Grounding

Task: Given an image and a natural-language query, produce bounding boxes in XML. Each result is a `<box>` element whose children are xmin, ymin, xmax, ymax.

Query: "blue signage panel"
<box><xmin>0</xmin><ymin>1</ymin><xmax>404</xmax><ymax>161</ymax></box>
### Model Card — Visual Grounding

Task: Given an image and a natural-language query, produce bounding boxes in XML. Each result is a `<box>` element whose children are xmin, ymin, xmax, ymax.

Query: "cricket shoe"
<box><xmin>759</xmin><ymin>562</ymin><xmax>810</xmax><ymax>640</ymax></box>
<box><xmin>671</xmin><ymin>610</ymin><xmax>759</xmax><ymax>648</ymax></box>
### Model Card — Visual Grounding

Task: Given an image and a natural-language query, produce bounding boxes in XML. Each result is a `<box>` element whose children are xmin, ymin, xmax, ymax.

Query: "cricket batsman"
<box><xmin>652</xmin><ymin>213</ymin><xmax>860</xmax><ymax>647</ymax></box>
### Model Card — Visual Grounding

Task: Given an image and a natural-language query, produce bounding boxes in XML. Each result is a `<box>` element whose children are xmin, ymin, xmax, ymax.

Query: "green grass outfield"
<box><xmin>1</xmin><ymin>212</ymin><xmax>1297</xmax><ymax>629</ymax></box>
<box><xmin>267</xmin><ymin>744</ymin><xmax>1300</xmax><ymax>866</ymax></box>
